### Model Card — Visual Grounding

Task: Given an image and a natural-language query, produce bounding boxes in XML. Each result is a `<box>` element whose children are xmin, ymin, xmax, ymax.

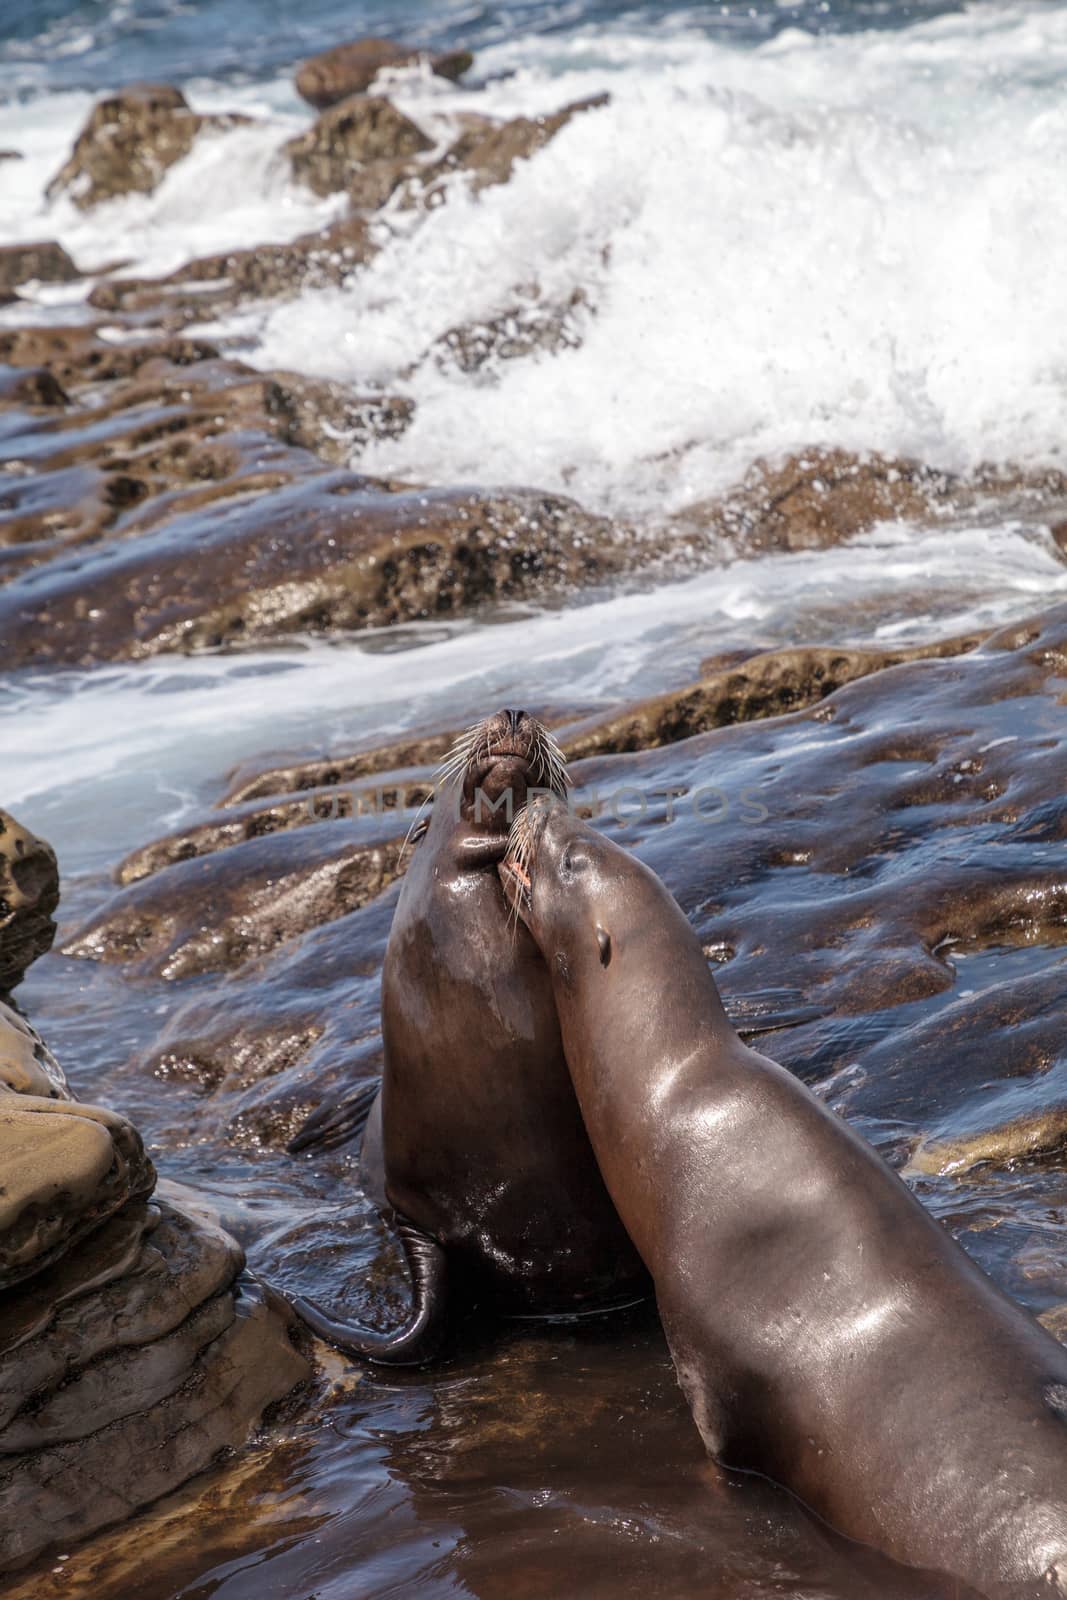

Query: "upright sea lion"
<box><xmin>500</xmin><ymin>798</ymin><xmax>1067</xmax><ymax>1599</ymax></box>
<box><xmin>292</xmin><ymin>710</ymin><xmax>648</xmax><ymax>1364</ymax></box>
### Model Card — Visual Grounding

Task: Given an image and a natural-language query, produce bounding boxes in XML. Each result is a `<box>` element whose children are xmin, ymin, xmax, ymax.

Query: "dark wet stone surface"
<box><xmin>0</xmin><ymin>808</ymin><xmax>59</xmax><ymax>994</ymax></box>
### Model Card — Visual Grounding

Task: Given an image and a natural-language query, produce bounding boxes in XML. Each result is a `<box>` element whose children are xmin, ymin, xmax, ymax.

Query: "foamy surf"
<box><xmin>3</xmin><ymin>514</ymin><xmax>1063</xmax><ymax>871</ymax></box>
<box><xmin>234</xmin><ymin>1</ymin><xmax>1067</xmax><ymax>515</ymax></box>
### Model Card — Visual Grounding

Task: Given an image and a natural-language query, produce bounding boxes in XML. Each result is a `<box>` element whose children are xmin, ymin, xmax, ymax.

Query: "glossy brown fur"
<box><xmin>502</xmin><ymin>800</ymin><xmax>1067</xmax><ymax>1598</ymax></box>
<box><xmin>379</xmin><ymin>713</ymin><xmax>645</xmax><ymax>1315</ymax></box>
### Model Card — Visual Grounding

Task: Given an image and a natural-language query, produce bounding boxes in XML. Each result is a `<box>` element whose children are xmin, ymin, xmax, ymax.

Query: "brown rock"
<box><xmin>0</xmin><ymin>241</ymin><xmax>80</xmax><ymax>291</ymax></box>
<box><xmin>87</xmin><ymin>212</ymin><xmax>375</xmax><ymax>319</ymax></box>
<box><xmin>265</xmin><ymin>371</ymin><xmax>414</xmax><ymax>464</ymax></box>
<box><xmin>680</xmin><ymin>448</ymin><xmax>958</xmax><ymax>554</ymax></box>
<box><xmin>221</xmin><ymin>727</ymin><xmax>459</xmax><ymax>807</ymax></box>
<box><xmin>62</xmin><ymin>820</ymin><xmax>405</xmax><ymax>979</ymax></box>
<box><xmin>0</xmin><ymin>809</ymin><xmax>60</xmax><ymax>993</ymax></box>
<box><xmin>286</xmin><ymin>94</ymin><xmax>432</xmax><ymax>198</ymax></box>
<box><xmin>0</xmin><ymin>1198</ymin><xmax>308</xmax><ymax>1574</ymax></box>
<box><xmin>295</xmin><ymin>37</ymin><xmax>473</xmax><ymax>109</ymax></box>
<box><xmin>0</xmin><ymin>366</ymin><xmax>70</xmax><ymax>407</ymax></box>
<box><xmin>419</xmin><ymin>94</ymin><xmax>610</xmax><ymax>198</ymax></box>
<box><xmin>0</xmin><ymin>1000</ymin><xmax>67</xmax><ymax>1099</ymax></box>
<box><xmin>0</xmin><ymin>479</ymin><xmax>640</xmax><ymax>667</ymax></box>
<box><xmin>557</xmin><ymin>632</ymin><xmax>989</xmax><ymax>759</ymax></box>
<box><xmin>434</xmin><ymin>288</ymin><xmax>587</xmax><ymax>374</ymax></box>
<box><xmin>46</xmin><ymin>84</ymin><xmax>249</xmax><ymax>209</ymax></box>
<box><xmin>0</xmin><ymin>1094</ymin><xmax>156</xmax><ymax>1291</ymax></box>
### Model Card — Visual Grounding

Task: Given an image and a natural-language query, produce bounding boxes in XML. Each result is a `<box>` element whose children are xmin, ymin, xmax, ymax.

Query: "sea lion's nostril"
<box><xmin>505</xmin><ymin>709</ymin><xmax>525</xmax><ymax>734</ymax></box>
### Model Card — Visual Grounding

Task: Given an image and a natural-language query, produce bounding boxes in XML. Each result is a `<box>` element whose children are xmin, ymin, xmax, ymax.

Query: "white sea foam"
<box><xmin>0</xmin><ymin>80</ymin><xmax>336</xmax><ymax>281</ymax></box>
<box><xmin>235</xmin><ymin>1</ymin><xmax>1067</xmax><ymax>514</ymax></box>
<box><xmin>4</xmin><ymin>5</ymin><xmax>1066</xmax><ymax>508</ymax></box>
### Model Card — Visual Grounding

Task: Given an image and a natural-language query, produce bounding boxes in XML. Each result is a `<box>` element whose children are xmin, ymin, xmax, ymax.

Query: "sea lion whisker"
<box><xmin>399</xmin><ymin>795</ymin><xmax>434</xmax><ymax>863</ymax></box>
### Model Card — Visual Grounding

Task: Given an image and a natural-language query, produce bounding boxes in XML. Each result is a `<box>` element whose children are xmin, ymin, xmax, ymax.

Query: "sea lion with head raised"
<box><xmin>292</xmin><ymin>711</ymin><xmax>648</xmax><ymax>1364</ymax></box>
<box><xmin>500</xmin><ymin>797</ymin><xmax>1067</xmax><ymax>1599</ymax></box>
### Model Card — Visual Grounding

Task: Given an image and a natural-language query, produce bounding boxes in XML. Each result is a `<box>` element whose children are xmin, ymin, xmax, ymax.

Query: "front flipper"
<box><xmin>292</xmin><ymin>1218</ymin><xmax>448</xmax><ymax>1367</ymax></box>
<box><xmin>288</xmin><ymin>1077</ymin><xmax>381</xmax><ymax>1155</ymax></box>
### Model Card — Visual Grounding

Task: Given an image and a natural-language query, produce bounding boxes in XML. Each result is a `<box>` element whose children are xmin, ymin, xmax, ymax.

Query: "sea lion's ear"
<box><xmin>410</xmin><ymin>816</ymin><xmax>431</xmax><ymax>845</ymax></box>
<box><xmin>596</xmin><ymin>925</ymin><xmax>612</xmax><ymax>967</ymax></box>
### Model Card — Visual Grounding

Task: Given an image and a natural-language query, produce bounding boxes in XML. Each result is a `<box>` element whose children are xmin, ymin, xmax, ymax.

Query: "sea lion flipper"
<box><xmin>287</xmin><ymin>1078</ymin><xmax>381</xmax><ymax>1155</ymax></box>
<box><xmin>292</xmin><ymin>1219</ymin><xmax>448</xmax><ymax>1367</ymax></box>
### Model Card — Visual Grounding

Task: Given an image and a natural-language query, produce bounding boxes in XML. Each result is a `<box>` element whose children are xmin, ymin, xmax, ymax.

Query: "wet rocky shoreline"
<box><xmin>2</xmin><ymin>30</ymin><xmax>1067</xmax><ymax>1599</ymax></box>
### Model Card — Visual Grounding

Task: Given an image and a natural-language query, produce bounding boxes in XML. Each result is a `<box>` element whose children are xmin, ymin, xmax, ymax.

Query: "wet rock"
<box><xmin>295</xmin><ymin>37</ymin><xmax>473</xmax><ymax>110</ymax></box>
<box><xmin>433</xmin><ymin>287</ymin><xmax>588</xmax><ymax>374</ymax></box>
<box><xmin>286</xmin><ymin>94</ymin><xmax>432</xmax><ymax>199</ymax></box>
<box><xmin>0</xmin><ymin>999</ymin><xmax>67</xmax><ymax>1098</ymax></box>
<box><xmin>87</xmin><ymin>213</ymin><xmax>375</xmax><ymax>321</ymax></box>
<box><xmin>418</xmin><ymin>94</ymin><xmax>610</xmax><ymax>199</ymax></box>
<box><xmin>678</xmin><ymin>448</ymin><xmax>957</xmax><ymax>553</ymax></box>
<box><xmin>62</xmin><ymin>819</ymin><xmax>406</xmax><ymax>979</ymax></box>
<box><xmin>0</xmin><ymin>480</ymin><xmax>641</xmax><ymax>667</ymax></box>
<box><xmin>46</xmin><ymin>84</ymin><xmax>249</xmax><ymax>209</ymax></box>
<box><xmin>222</xmin><ymin>727</ymin><xmax>459</xmax><ymax>807</ymax></box>
<box><xmin>265</xmin><ymin>371</ymin><xmax>414</xmax><ymax>465</ymax></box>
<box><xmin>0</xmin><ymin>242</ymin><xmax>80</xmax><ymax>291</ymax></box>
<box><xmin>135</xmin><ymin>887</ymin><xmax>396</xmax><ymax>1149</ymax></box>
<box><xmin>0</xmin><ymin>365</ymin><xmax>71</xmax><ymax>407</ymax></box>
<box><xmin>558</xmin><ymin>632</ymin><xmax>989</xmax><ymax>758</ymax></box>
<box><xmin>0</xmin><ymin>809</ymin><xmax>60</xmax><ymax>994</ymax></box>
<box><xmin>0</xmin><ymin>1196</ymin><xmax>308</xmax><ymax>1574</ymax></box>
<box><xmin>116</xmin><ymin>780</ymin><xmax>413</xmax><ymax>884</ymax></box>
<box><xmin>0</xmin><ymin>1094</ymin><xmax>155</xmax><ymax>1290</ymax></box>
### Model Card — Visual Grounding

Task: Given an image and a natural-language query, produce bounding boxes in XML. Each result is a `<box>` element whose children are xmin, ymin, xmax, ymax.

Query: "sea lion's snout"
<box><xmin>440</xmin><ymin>710</ymin><xmax>569</xmax><ymax>835</ymax></box>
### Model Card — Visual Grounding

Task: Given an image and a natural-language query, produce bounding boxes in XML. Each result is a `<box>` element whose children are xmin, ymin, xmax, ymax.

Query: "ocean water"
<box><xmin>2</xmin><ymin>0</ymin><xmax>1067</xmax><ymax>845</ymax></box>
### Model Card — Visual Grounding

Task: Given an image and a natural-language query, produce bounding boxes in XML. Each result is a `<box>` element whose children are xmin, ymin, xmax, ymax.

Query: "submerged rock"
<box><xmin>0</xmin><ymin>809</ymin><xmax>59</xmax><ymax>994</ymax></box>
<box><xmin>46</xmin><ymin>84</ymin><xmax>249</xmax><ymax>209</ymax></box>
<box><xmin>295</xmin><ymin>37</ymin><xmax>473</xmax><ymax>110</ymax></box>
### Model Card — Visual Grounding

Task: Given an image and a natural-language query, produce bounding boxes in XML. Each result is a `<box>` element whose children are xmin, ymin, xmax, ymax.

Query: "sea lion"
<box><xmin>292</xmin><ymin>710</ymin><xmax>649</xmax><ymax>1364</ymax></box>
<box><xmin>499</xmin><ymin>797</ymin><xmax>1067</xmax><ymax>1599</ymax></box>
